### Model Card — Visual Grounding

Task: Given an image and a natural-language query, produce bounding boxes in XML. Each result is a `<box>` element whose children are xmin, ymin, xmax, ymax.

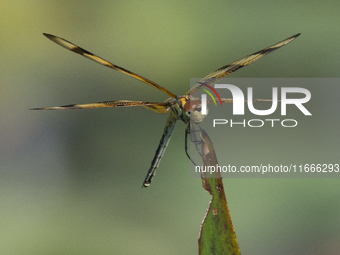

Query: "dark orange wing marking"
<box><xmin>31</xmin><ymin>100</ymin><xmax>170</xmax><ymax>114</ymax></box>
<box><xmin>43</xmin><ymin>33</ymin><xmax>177</xmax><ymax>98</ymax></box>
<box><xmin>186</xmin><ymin>33</ymin><xmax>300</xmax><ymax>96</ymax></box>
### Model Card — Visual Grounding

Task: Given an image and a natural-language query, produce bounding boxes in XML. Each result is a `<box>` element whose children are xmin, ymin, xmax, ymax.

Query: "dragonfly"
<box><xmin>32</xmin><ymin>33</ymin><xmax>300</xmax><ymax>187</ymax></box>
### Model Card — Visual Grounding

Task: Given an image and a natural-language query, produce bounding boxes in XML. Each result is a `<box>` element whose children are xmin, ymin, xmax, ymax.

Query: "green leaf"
<box><xmin>198</xmin><ymin>129</ymin><xmax>240</xmax><ymax>255</ymax></box>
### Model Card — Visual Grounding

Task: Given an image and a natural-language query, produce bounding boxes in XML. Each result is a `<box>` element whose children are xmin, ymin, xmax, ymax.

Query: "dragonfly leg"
<box><xmin>185</xmin><ymin>123</ymin><xmax>204</xmax><ymax>166</ymax></box>
<box><xmin>190</xmin><ymin>123</ymin><xmax>204</xmax><ymax>157</ymax></box>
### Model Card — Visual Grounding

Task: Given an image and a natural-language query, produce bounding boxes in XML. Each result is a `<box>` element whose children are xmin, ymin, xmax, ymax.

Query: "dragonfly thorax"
<box><xmin>168</xmin><ymin>97</ymin><xmax>207</xmax><ymax>124</ymax></box>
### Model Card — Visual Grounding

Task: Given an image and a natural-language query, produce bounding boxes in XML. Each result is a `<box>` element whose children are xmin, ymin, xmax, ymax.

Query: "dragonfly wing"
<box><xmin>30</xmin><ymin>100</ymin><xmax>170</xmax><ymax>114</ymax></box>
<box><xmin>143</xmin><ymin>111</ymin><xmax>178</xmax><ymax>187</ymax></box>
<box><xmin>43</xmin><ymin>33</ymin><xmax>177</xmax><ymax>98</ymax></box>
<box><xmin>207</xmin><ymin>98</ymin><xmax>277</xmax><ymax>104</ymax></box>
<box><xmin>186</xmin><ymin>33</ymin><xmax>300</xmax><ymax>96</ymax></box>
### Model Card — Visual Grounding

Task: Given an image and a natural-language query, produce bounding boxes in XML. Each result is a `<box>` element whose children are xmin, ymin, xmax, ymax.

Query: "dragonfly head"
<box><xmin>183</xmin><ymin>99</ymin><xmax>208</xmax><ymax>124</ymax></box>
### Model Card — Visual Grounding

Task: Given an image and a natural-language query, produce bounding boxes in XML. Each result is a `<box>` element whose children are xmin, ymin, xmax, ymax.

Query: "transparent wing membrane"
<box><xmin>43</xmin><ymin>33</ymin><xmax>177</xmax><ymax>98</ymax></box>
<box><xmin>31</xmin><ymin>100</ymin><xmax>169</xmax><ymax>114</ymax></box>
<box><xmin>207</xmin><ymin>98</ymin><xmax>278</xmax><ymax>104</ymax></box>
<box><xmin>187</xmin><ymin>33</ymin><xmax>300</xmax><ymax>96</ymax></box>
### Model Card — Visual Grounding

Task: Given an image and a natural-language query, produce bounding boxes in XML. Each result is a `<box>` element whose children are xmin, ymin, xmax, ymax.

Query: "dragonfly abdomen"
<box><xmin>142</xmin><ymin>112</ymin><xmax>178</xmax><ymax>187</ymax></box>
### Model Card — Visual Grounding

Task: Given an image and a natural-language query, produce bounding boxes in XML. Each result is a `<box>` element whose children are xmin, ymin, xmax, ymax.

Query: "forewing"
<box><xmin>43</xmin><ymin>33</ymin><xmax>177</xmax><ymax>98</ymax></box>
<box><xmin>207</xmin><ymin>98</ymin><xmax>276</xmax><ymax>104</ymax></box>
<box><xmin>31</xmin><ymin>100</ymin><xmax>170</xmax><ymax>114</ymax></box>
<box><xmin>186</xmin><ymin>33</ymin><xmax>300</xmax><ymax>96</ymax></box>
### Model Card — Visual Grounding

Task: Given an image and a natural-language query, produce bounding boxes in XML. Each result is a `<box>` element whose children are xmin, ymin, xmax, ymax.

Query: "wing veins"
<box><xmin>43</xmin><ymin>33</ymin><xmax>177</xmax><ymax>98</ymax></box>
<box><xmin>31</xmin><ymin>100</ymin><xmax>170</xmax><ymax>113</ymax></box>
<box><xmin>186</xmin><ymin>33</ymin><xmax>300</xmax><ymax>95</ymax></box>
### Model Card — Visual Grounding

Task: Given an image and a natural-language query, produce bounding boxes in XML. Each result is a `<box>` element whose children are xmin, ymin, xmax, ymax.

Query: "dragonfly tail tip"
<box><xmin>142</xmin><ymin>183</ymin><xmax>150</xmax><ymax>188</ymax></box>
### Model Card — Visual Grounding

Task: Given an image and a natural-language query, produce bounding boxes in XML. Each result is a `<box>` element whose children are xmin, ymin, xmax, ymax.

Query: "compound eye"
<box><xmin>183</xmin><ymin>99</ymin><xmax>207</xmax><ymax>123</ymax></box>
<box><xmin>183</xmin><ymin>99</ymin><xmax>201</xmax><ymax>113</ymax></box>
<box><xmin>183</xmin><ymin>101</ymin><xmax>191</xmax><ymax>113</ymax></box>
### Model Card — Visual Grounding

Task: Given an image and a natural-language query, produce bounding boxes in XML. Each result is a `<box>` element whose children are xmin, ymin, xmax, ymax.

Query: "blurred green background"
<box><xmin>1</xmin><ymin>0</ymin><xmax>340</xmax><ymax>254</ymax></box>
